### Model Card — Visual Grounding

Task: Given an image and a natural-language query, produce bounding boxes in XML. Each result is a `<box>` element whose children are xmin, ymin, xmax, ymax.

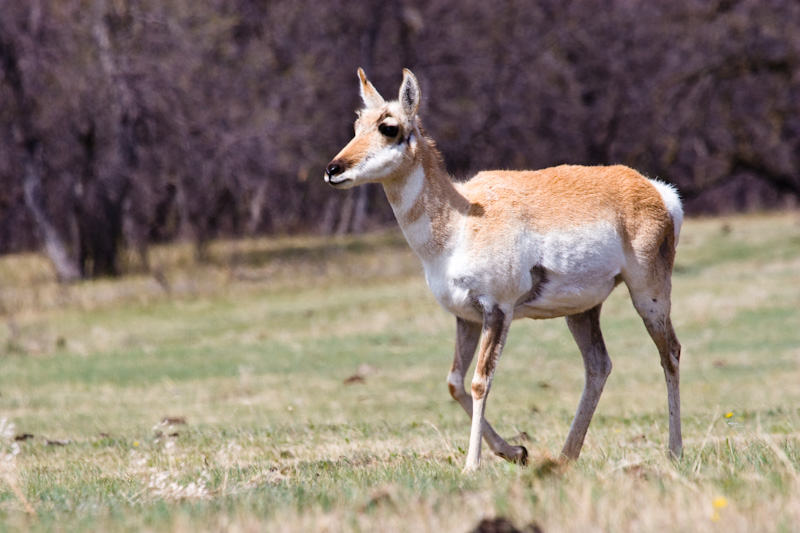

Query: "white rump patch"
<box><xmin>649</xmin><ymin>179</ymin><xmax>684</xmax><ymax>245</ymax></box>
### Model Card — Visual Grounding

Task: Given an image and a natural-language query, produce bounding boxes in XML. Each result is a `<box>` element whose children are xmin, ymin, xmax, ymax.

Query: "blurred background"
<box><xmin>1</xmin><ymin>0</ymin><xmax>798</xmax><ymax>280</ymax></box>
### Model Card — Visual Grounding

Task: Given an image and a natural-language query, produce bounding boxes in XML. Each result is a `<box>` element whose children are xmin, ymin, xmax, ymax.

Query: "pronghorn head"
<box><xmin>325</xmin><ymin>68</ymin><xmax>421</xmax><ymax>189</ymax></box>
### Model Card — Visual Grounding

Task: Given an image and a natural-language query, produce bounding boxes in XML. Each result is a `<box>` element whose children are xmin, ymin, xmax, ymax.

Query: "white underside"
<box><xmin>422</xmin><ymin>220</ymin><xmax>626</xmax><ymax>322</ymax></box>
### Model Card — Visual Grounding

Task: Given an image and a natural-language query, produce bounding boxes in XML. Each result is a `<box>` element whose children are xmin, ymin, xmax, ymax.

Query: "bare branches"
<box><xmin>0</xmin><ymin>0</ymin><xmax>798</xmax><ymax>276</ymax></box>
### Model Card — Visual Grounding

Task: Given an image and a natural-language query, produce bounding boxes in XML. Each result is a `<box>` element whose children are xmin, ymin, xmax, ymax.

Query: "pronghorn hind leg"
<box><xmin>630</xmin><ymin>290</ymin><xmax>683</xmax><ymax>458</ymax></box>
<box><xmin>448</xmin><ymin>318</ymin><xmax>528</xmax><ymax>466</ymax></box>
<box><xmin>625</xmin><ymin>241</ymin><xmax>683</xmax><ymax>459</ymax></box>
<box><xmin>561</xmin><ymin>304</ymin><xmax>612</xmax><ymax>461</ymax></box>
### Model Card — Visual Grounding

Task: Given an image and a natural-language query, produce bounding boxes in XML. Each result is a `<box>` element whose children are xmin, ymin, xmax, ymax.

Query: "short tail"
<box><xmin>649</xmin><ymin>179</ymin><xmax>684</xmax><ymax>246</ymax></box>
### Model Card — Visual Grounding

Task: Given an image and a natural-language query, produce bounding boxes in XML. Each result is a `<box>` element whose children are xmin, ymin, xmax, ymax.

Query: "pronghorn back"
<box><xmin>459</xmin><ymin>165</ymin><xmax>678</xmax><ymax>244</ymax></box>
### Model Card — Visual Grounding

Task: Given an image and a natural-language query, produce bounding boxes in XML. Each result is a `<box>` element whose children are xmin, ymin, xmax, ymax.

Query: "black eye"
<box><xmin>379</xmin><ymin>123</ymin><xmax>399</xmax><ymax>137</ymax></box>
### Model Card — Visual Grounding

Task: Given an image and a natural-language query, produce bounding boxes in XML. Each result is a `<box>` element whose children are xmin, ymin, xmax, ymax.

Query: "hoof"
<box><xmin>462</xmin><ymin>462</ymin><xmax>480</xmax><ymax>474</ymax></box>
<box><xmin>516</xmin><ymin>445</ymin><xmax>529</xmax><ymax>466</ymax></box>
<box><xmin>495</xmin><ymin>445</ymin><xmax>528</xmax><ymax>466</ymax></box>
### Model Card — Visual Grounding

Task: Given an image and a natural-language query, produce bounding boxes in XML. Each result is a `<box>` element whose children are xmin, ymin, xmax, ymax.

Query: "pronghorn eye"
<box><xmin>379</xmin><ymin>123</ymin><xmax>399</xmax><ymax>138</ymax></box>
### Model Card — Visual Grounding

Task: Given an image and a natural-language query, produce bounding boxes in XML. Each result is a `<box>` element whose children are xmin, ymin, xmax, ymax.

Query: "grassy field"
<box><xmin>1</xmin><ymin>212</ymin><xmax>799</xmax><ymax>532</ymax></box>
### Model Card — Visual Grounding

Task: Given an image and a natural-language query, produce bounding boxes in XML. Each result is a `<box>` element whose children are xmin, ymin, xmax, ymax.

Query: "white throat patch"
<box><xmin>391</xmin><ymin>164</ymin><xmax>425</xmax><ymax>219</ymax></box>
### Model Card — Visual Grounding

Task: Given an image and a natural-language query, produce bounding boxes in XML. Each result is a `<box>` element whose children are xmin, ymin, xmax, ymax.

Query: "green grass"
<box><xmin>1</xmin><ymin>213</ymin><xmax>799</xmax><ymax>532</ymax></box>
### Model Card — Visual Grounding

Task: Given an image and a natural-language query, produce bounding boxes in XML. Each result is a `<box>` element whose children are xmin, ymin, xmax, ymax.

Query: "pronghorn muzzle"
<box><xmin>324</xmin><ymin>159</ymin><xmax>349</xmax><ymax>187</ymax></box>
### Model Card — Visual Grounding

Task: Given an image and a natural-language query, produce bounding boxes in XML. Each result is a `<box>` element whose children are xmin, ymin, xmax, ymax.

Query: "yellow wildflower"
<box><xmin>710</xmin><ymin>496</ymin><xmax>728</xmax><ymax>522</ymax></box>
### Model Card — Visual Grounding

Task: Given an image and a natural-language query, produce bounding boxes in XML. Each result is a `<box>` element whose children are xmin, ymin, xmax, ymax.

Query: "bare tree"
<box><xmin>0</xmin><ymin>4</ymin><xmax>81</xmax><ymax>281</ymax></box>
<box><xmin>1</xmin><ymin>0</ymin><xmax>798</xmax><ymax>274</ymax></box>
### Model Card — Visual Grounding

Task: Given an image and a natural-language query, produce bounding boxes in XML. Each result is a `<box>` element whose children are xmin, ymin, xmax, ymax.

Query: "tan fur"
<box><xmin>461</xmin><ymin>165</ymin><xmax>669</xmax><ymax>233</ymax></box>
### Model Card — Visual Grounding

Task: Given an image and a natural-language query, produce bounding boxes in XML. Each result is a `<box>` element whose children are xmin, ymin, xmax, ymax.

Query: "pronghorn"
<box><xmin>324</xmin><ymin>68</ymin><xmax>683</xmax><ymax>472</ymax></box>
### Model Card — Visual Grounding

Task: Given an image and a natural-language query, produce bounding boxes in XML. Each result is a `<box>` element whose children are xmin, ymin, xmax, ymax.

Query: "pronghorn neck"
<box><xmin>382</xmin><ymin>132</ymin><xmax>468</xmax><ymax>259</ymax></box>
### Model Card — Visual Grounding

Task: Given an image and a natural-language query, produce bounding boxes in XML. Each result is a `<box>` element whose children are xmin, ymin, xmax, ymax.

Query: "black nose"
<box><xmin>326</xmin><ymin>161</ymin><xmax>344</xmax><ymax>177</ymax></box>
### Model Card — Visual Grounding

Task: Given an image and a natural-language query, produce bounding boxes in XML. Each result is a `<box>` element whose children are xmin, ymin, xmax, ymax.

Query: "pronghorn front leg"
<box><xmin>464</xmin><ymin>304</ymin><xmax>515</xmax><ymax>472</ymax></box>
<box><xmin>449</xmin><ymin>318</ymin><xmax>528</xmax><ymax>466</ymax></box>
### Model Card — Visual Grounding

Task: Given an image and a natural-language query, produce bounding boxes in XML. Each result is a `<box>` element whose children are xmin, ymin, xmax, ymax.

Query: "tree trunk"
<box><xmin>78</xmin><ymin>0</ymin><xmax>136</xmax><ymax>277</ymax></box>
<box><xmin>22</xmin><ymin>142</ymin><xmax>82</xmax><ymax>282</ymax></box>
<box><xmin>1</xmin><ymin>20</ymin><xmax>81</xmax><ymax>282</ymax></box>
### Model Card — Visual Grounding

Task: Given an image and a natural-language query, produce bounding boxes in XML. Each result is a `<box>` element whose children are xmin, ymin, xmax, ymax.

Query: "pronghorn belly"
<box><xmin>515</xmin><ymin>222</ymin><xmax>626</xmax><ymax>319</ymax></box>
<box><xmin>421</xmin><ymin>221</ymin><xmax>627</xmax><ymax>322</ymax></box>
<box><xmin>514</xmin><ymin>272</ymin><xmax>619</xmax><ymax>319</ymax></box>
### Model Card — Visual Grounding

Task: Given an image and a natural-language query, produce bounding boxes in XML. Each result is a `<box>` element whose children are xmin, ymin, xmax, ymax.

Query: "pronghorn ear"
<box><xmin>358</xmin><ymin>68</ymin><xmax>385</xmax><ymax>109</ymax></box>
<box><xmin>399</xmin><ymin>68</ymin><xmax>420</xmax><ymax>118</ymax></box>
